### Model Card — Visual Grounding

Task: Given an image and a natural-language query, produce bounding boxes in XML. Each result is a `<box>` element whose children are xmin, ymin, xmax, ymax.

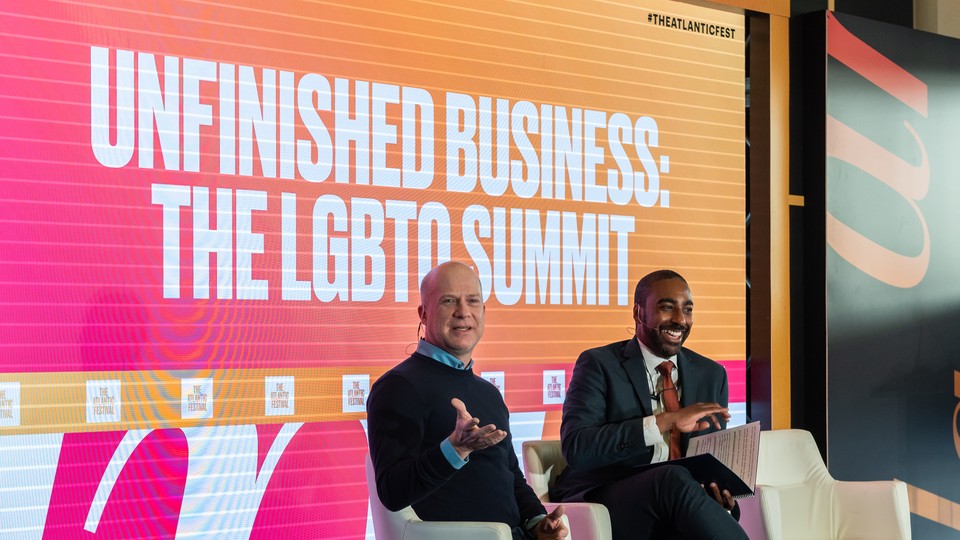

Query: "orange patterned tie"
<box><xmin>656</xmin><ymin>361</ymin><xmax>682</xmax><ymax>460</ymax></box>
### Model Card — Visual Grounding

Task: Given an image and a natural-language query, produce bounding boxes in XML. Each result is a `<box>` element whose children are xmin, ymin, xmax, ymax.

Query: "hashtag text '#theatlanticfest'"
<box><xmin>647</xmin><ymin>12</ymin><xmax>737</xmax><ymax>39</ymax></box>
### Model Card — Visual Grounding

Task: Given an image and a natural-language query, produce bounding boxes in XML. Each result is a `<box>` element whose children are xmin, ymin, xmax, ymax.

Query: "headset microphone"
<box><xmin>638</xmin><ymin>319</ymin><xmax>662</xmax><ymax>331</ymax></box>
<box><xmin>638</xmin><ymin>319</ymin><xmax>687</xmax><ymax>333</ymax></box>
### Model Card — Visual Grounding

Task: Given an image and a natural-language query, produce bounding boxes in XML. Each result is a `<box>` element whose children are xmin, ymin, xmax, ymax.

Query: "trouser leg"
<box><xmin>587</xmin><ymin>464</ymin><xmax>748</xmax><ymax>540</ymax></box>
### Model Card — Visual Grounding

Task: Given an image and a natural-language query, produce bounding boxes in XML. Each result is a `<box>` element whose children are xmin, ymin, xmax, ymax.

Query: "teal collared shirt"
<box><xmin>417</xmin><ymin>339</ymin><xmax>474</xmax><ymax>371</ymax></box>
<box><xmin>416</xmin><ymin>340</ymin><xmax>473</xmax><ymax>469</ymax></box>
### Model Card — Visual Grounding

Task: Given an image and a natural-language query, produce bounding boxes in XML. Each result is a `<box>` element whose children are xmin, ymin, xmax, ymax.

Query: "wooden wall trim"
<box><xmin>769</xmin><ymin>14</ymin><xmax>792</xmax><ymax>429</ymax></box>
<box><xmin>675</xmin><ymin>0</ymin><xmax>790</xmax><ymax>17</ymax></box>
<box><xmin>748</xmin><ymin>12</ymin><xmax>792</xmax><ymax>430</ymax></box>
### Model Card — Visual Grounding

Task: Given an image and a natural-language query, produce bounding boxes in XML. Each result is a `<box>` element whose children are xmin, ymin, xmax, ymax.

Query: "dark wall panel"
<box><xmin>818</xmin><ymin>11</ymin><xmax>960</xmax><ymax>538</ymax></box>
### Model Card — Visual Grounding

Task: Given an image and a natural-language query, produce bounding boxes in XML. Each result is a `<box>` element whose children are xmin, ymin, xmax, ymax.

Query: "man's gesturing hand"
<box><xmin>656</xmin><ymin>402</ymin><xmax>731</xmax><ymax>434</ymax></box>
<box><xmin>448</xmin><ymin>398</ymin><xmax>507</xmax><ymax>459</ymax></box>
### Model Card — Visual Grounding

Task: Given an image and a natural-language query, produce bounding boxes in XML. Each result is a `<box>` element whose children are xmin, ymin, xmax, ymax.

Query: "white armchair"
<box><xmin>754</xmin><ymin>429</ymin><xmax>911</xmax><ymax>540</ymax></box>
<box><xmin>365</xmin><ymin>453</ymin><xmax>576</xmax><ymax>540</ymax></box>
<box><xmin>365</xmin><ymin>453</ymin><xmax>514</xmax><ymax>539</ymax></box>
<box><xmin>521</xmin><ymin>439</ymin><xmax>613</xmax><ymax>540</ymax></box>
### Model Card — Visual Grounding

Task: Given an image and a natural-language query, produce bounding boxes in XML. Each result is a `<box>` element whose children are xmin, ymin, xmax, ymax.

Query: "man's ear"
<box><xmin>417</xmin><ymin>304</ymin><xmax>425</xmax><ymax>323</ymax></box>
<box><xmin>632</xmin><ymin>303</ymin><xmax>642</xmax><ymax>325</ymax></box>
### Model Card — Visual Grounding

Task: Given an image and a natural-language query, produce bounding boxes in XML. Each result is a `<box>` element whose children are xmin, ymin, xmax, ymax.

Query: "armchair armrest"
<box><xmin>834</xmin><ymin>480</ymin><xmax>911</xmax><ymax>540</ymax></box>
<box><xmin>545</xmin><ymin>502</ymin><xmax>610</xmax><ymax>540</ymax></box>
<box><xmin>756</xmin><ymin>485</ymin><xmax>783</xmax><ymax>540</ymax></box>
<box><xmin>403</xmin><ymin>520</ymin><xmax>513</xmax><ymax>540</ymax></box>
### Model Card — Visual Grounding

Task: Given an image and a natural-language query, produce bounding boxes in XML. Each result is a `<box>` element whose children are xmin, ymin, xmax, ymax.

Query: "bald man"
<box><xmin>366</xmin><ymin>262</ymin><xmax>567</xmax><ymax>540</ymax></box>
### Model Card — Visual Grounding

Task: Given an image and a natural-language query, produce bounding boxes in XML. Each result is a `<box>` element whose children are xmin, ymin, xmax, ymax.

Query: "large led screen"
<box><xmin>0</xmin><ymin>1</ymin><xmax>745</xmax><ymax>537</ymax></box>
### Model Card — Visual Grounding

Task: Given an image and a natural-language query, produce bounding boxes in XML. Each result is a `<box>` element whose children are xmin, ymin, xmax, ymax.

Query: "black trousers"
<box><xmin>585</xmin><ymin>464</ymin><xmax>748</xmax><ymax>540</ymax></box>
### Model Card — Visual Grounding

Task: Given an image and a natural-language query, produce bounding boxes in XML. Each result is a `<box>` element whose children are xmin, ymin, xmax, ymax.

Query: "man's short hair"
<box><xmin>633</xmin><ymin>269</ymin><xmax>688</xmax><ymax>306</ymax></box>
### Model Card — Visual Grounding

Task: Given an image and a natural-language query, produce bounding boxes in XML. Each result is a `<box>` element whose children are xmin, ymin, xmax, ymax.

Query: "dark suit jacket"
<box><xmin>552</xmin><ymin>338</ymin><xmax>729</xmax><ymax>502</ymax></box>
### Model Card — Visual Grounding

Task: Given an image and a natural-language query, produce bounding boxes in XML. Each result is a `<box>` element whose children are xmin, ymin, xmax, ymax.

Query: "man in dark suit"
<box><xmin>553</xmin><ymin>269</ymin><xmax>748</xmax><ymax>539</ymax></box>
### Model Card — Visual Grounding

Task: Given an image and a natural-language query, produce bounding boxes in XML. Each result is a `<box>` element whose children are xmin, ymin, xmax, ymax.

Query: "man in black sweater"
<box><xmin>366</xmin><ymin>261</ymin><xmax>567</xmax><ymax>540</ymax></box>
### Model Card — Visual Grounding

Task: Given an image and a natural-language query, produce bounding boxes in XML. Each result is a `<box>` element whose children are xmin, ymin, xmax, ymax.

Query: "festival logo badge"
<box><xmin>265</xmin><ymin>376</ymin><xmax>295</xmax><ymax>417</ymax></box>
<box><xmin>181</xmin><ymin>377</ymin><xmax>213</xmax><ymax>420</ymax></box>
<box><xmin>543</xmin><ymin>370</ymin><xmax>566</xmax><ymax>405</ymax></box>
<box><xmin>342</xmin><ymin>374</ymin><xmax>369</xmax><ymax>413</ymax></box>
<box><xmin>0</xmin><ymin>381</ymin><xmax>20</xmax><ymax>427</ymax></box>
<box><xmin>86</xmin><ymin>379</ymin><xmax>121</xmax><ymax>424</ymax></box>
<box><xmin>481</xmin><ymin>371</ymin><xmax>506</xmax><ymax>399</ymax></box>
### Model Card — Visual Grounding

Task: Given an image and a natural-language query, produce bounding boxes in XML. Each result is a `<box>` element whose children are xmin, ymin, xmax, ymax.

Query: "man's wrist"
<box><xmin>446</xmin><ymin>434</ymin><xmax>471</xmax><ymax>459</ymax></box>
<box><xmin>440</xmin><ymin>437</ymin><xmax>468</xmax><ymax>469</ymax></box>
<box><xmin>525</xmin><ymin>514</ymin><xmax>546</xmax><ymax>537</ymax></box>
<box><xmin>655</xmin><ymin>410</ymin><xmax>675</xmax><ymax>432</ymax></box>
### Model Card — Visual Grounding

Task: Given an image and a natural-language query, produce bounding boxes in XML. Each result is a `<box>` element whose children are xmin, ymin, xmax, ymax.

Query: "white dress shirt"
<box><xmin>636</xmin><ymin>338</ymin><xmax>680</xmax><ymax>463</ymax></box>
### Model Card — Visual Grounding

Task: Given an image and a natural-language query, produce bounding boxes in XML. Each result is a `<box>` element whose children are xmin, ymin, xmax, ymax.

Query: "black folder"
<box><xmin>633</xmin><ymin>452</ymin><xmax>754</xmax><ymax>499</ymax></box>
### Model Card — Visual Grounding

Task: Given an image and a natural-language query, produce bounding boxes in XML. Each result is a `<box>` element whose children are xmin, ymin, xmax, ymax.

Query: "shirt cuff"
<box><xmin>525</xmin><ymin>514</ymin><xmax>547</xmax><ymax>535</ymax></box>
<box><xmin>440</xmin><ymin>437</ymin><xmax>468</xmax><ymax>469</ymax></box>
<box><xmin>642</xmin><ymin>414</ymin><xmax>669</xmax><ymax>463</ymax></box>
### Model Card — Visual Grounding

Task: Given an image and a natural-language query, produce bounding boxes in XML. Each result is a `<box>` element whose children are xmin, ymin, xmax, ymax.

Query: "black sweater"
<box><xmin>366</xmin><ymin>353</ymin><xmax>545</xmax><ymax>527</ymax></box>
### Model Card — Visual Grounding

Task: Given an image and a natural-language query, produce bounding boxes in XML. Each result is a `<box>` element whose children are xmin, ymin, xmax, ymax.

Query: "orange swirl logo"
<box><xmin>826</xmin><ymin>14</ymin><xmax>930</xmax><ymax>288</ymax></box>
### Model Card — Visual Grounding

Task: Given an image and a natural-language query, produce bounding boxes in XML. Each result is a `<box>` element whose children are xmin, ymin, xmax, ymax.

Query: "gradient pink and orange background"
<box><xmin>0</xmin><ymin>1</ymin><xmax>744</xmax><ymax>537</ymax></box>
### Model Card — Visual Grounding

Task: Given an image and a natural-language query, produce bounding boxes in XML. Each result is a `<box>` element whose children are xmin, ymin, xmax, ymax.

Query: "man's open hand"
<box><xmin>448</xmin><ymin>398</ymin><xmax>507</xmax><ymax>458</ymax></box>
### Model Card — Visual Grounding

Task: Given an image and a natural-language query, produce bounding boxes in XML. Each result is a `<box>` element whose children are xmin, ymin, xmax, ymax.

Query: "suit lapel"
<box><xmin>621</xmin><ymin>338</ymin><xmax>654</xmax><ymax>416</ymax></box>
<box><xmin>677</xmin><ymin>349</ymin><xmax>699</xmax><ymax>407</ymax></box>
<box><xmin>676</xmin><ymin>349</ymin><xmax>699</xmax><ymax>453</ymax></box>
